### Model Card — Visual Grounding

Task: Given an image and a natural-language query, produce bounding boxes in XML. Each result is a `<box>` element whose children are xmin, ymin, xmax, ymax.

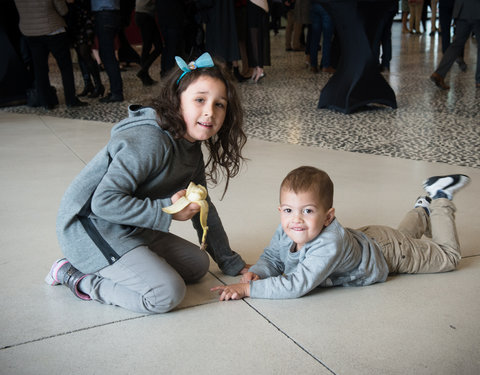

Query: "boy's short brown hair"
<box><xmin>280</xmin><ymin>166</ymin><xmax>334</xmax><ymax>209</ymax></box>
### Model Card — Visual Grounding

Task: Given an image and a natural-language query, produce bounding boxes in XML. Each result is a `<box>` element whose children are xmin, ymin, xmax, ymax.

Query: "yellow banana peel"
<box><xmin>162</xmin><ymin>182</ymin><xmax>209</xmax><ymax>250</ymax></box>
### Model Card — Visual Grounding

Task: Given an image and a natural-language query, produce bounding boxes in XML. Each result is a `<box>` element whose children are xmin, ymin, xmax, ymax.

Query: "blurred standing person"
<box><xmin>91</xmin><ymin>0</ymin><xmax>124</xmax><ymax>102</ymax></box>
<box><xmin>235</xmin><ymin>0</ymin><xmax>252</xmax><ymax>79</ymax></box>
<box><xmin>376</xmin><ymin>0</ymin><xmax>399</xmax><ymax>72</ymax></box>
<box><xmin>439</xmin><ymin>0</ymin><xmax>455</xmax><ymax>51</ymax></box>
<box><xmin>293</xmin><ymin>0</ymin><xmax>310</xmax><ymax>53</ymax></box>
<box><xmin>308</xmin><ymin>0</ymin><xmax>334</xmax><ymax>74</ymax></box>
<box><xmin>284</xmin><ymin>0</ymin><xmax>296</xmax><ymax>51</ymax></box>
<box><xmin>156</xmin><ymin>0</ymin><xmax>185</xmax><ymax>77</ymax></box>
<box><xmin>439</xmin><ymin>0</ymin><xmax>467</xmax><ymax>70</ymax></box>
<box><xmin>14</xmin><ymin>0</ymin><xmax>87</xmax><ymax>109</ymax></box>
<box><xmin>117</xmin><ymin>0</ymin><xmax>141</xmax><ymax>67</ymax></box>
<box><xmin>247</xmin><ymin>0</ymin><xmax>270</xmax><ymax>83</ymax></box>
<box><xmin>401</xmin><ymin>0</ymin><xmax>411</xmax><ymax>33</ymax></box>
<box><xmin>198</xmin><ymin>0</ymin><xmax>248</xmax><ymax>82</ymax></box>
<box><xmin>408</xmin><ymin>0</ymin><xmax>424</xmax><ymax>34</ymax></box>
<box><xmin>430</xmin><ymin>0</ymin><xmax>480</xmax><ymax>89</ymax></box>
<box><xmin>270</xmin><ymin>0</ymin><xmax>283</xmax><ymax>35</ymax></box>
<box><xmin>202</xmin><ymin>0</ymin><xmax>241</xmax><ymax>64</ymax></box>
<box><xmin>135</xmin><ymin>0</ymin><xmax>162</xmax><ymax>85</ymax></box>
<box><xmin>429</xmin><ymin>0</ymin><xmax>439</xmax><ymax>35</ymax></box>
<box><xmin>66</xmin><ymin>0</ymin><xmax>105</xmax><ymax>98</ymax></box>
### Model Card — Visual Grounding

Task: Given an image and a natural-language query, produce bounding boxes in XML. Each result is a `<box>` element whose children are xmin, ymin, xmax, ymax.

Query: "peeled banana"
<box><xmin>162</xmin><ymin>182</ymin><xmax>209</xmax><ymax>250</ymax></box>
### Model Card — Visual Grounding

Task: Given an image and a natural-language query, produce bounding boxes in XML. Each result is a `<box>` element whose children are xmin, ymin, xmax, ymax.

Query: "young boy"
<box><xmin>211</xmin><ymin>166</ymin><xmax>470</xmax><ymax>300</ymax></box>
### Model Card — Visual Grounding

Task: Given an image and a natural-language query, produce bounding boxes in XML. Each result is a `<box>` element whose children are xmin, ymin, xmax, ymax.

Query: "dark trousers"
<box><xmin>435</xmin><ymin>18</ymin><xmax>480</xmax><ymax>83</ymax></box>
<box><xmin>439</xmin><ymin>0</ymin><xmax>455</xmax><ymax>53</ymax></box>
<box><xmin>309</xmin><ymin>3</ymin><xmax>333</xmax><ymax>68</ymax></box>
<box><xmin>26</xmin><ymin>32</ymin><xmax>76</xmax><ymax>107</ymax></box>
<box><xmin>158</xmin><ymin>26</ymin><xmax>181</xmax><ymax>76</ymax></box>
<box><xmin>378</xmin><ymin>10</ymin><xmax>397</xmax><ymax>68</ymax></box>
<box><xmin>135</xmin><ymin>12</ymin><xmax>162</xmax><ymax>75</ymax></box>
<box><xmin>94</xmin><ymin>10</ymin><xmax>123</xmax><ymax>97</ymax></box>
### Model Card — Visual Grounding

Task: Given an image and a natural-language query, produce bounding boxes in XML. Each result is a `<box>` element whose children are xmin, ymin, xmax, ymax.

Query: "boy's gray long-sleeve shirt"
<box><xmin>249</xmin><ymin>219</ymin><xmax>389</xmax><ymax>299</ymax></box>
<box><xmin>56</xmin><ymin>106</ymin><xmax>245</xmax><ymax>276</ymax></box>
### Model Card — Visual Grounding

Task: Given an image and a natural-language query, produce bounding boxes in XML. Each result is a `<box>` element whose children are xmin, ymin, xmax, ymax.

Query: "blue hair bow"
<box><xmin>175</xmin><ymin>53</ymin><xmax>215</xmax><ymax>84</ymax></box>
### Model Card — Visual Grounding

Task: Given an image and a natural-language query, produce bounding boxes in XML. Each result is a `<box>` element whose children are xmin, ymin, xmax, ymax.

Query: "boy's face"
<box><xmin>278</xmin><ymin>188</ymin><xmax>335</xmax><ymax>251</ymax></box>
<box><xmin>180</xmin><ymin>76</ymin><xmax>228</xmax><ymax>143</ymax></box>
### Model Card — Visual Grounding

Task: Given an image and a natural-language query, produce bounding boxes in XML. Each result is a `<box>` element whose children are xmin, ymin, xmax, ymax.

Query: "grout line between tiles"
<box><xmin>241</xmin><ymin>299</ymin><xmax>337</xmax><ymax>375</ymax></box>
<box><xmin>0</xmin><ymin>315</ymin><xmax>148</xmax><ymax>351</ymax></box>
<box><xmin>209</xmin><ymin>272</ymin><xmax>337</xmax><ymax>374</ymax></box>
<box><xmin>39</xmin><ymin>115</ymin><xmax>89</xmax><ymax>165</ymax></box>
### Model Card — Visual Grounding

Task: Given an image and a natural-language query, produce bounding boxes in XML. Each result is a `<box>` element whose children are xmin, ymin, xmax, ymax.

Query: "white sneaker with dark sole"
<box><xmin>423</xmin><ymin>174</ymin><xmax>470</xmax><ymax>199</ymax></box>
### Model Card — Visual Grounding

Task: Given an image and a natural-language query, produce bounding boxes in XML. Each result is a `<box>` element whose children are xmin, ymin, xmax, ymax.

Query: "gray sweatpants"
<box><xmin>360</xmin><ymin>198</ymin><xmax>460</xmax><ymax>274</ymax></box>
<box><xmin>79</xmin><ymin>232</ymin><xmax>210</xmax><ymax>314</ymax></box>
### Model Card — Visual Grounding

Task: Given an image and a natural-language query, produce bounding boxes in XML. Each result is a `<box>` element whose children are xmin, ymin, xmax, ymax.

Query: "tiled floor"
<box><xmin>1</xmin><ymin>22</ymin><xmax>479</xmax><ymax>374</ymax></box>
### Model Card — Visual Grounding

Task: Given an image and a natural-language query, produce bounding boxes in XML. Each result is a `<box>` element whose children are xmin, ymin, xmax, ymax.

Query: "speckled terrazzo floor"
<box><xmin>2</xmin><ymin>22</ymin><xmax>479</xmax><ymax>168</ymax></box>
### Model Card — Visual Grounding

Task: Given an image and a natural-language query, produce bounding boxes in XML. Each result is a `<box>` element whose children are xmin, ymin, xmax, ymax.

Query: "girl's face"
<box><xmin>278</xmin><ymin>188</ymin><xmax>335</xmax><ymax>252</ymax></box>
<box><xmin>180</xmin><ymin>76</ymin><xmax>228</xmax><ymax>142</ymax></box>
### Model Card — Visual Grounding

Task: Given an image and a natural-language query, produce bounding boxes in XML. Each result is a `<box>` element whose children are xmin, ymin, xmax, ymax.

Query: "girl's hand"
<box><xmin>170</xmin><ymin>190</ymin><xmax>200</xmax><ymax>221</ymax></box>
<box><xmin>240</xmin><ymin>271</ymin><xmax>260</xmax><ymax>283</ymax></box>
<box><xmin>211</xmin><ymin>283</ymin><xmax>250</xmax><ymax>301</ymax></box>
<box><xmin>237</xmin><ymin>264</ymin><xmax>253</xmax><ymax>276</ymax></box>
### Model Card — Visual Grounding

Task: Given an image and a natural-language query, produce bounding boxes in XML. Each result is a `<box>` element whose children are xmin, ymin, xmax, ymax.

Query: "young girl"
<box><xmin>46</xmin><ymin>53</ymin><xmax>249</xmax><ymax>314</ymax></box>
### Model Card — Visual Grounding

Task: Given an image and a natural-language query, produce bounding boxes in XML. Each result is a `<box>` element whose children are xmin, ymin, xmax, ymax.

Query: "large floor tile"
<box><xmin>245</xmin><ymin>256</ymin><xmax>480</xmax><ymax>375</ymax></box>
<box><xmin>0</xmin><ymin>302</ymin><xmax>331</xmax><ymax>375</ymax></box>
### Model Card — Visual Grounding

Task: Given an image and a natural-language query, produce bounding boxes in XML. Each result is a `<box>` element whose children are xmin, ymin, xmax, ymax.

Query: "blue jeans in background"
<box><xmin>309</xmin><ymin>4</ymin><xmax>333</xmax><ymax>69</ymax></box>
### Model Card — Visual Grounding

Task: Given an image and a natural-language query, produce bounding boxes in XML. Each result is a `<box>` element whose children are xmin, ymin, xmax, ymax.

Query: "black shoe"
<box><xmin>233</xmin><ymin>67</ymin><xmax>248</xmax><ymax>82</ymax></box>
<box><xmin>67</xmin><ymin>98</ymin><xmax>88</xmax><ymax>108</ymax></box>
<box><xmin>88</xmin><ymin>84</ymin><xmax>105</xmax><ymax>98</ymax></box>
<box><xmin>456</xmin><ymin>59</ymin><xmax>467</xmax><ymax>72</ymax></box>
<box><xmin>78</xmin><ymin>82</ymin><xmax>94</xmax><ymax>97</ymax></box>
<box><xmin>99</xmin><ymin>93</ymin><xmax>124</xmax><ymax>103</ymax></box>
<box><xmin>430</xmin><ymin>72</ymin><xmax>450</xmax><ymax>90</ymax></box>
<box><xmin>137</xmin><ymin>70</ymin><xmax>157</xmax><ymax>86</ymax></box>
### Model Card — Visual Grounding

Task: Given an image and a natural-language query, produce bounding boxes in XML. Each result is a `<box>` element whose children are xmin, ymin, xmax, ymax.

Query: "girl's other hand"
<box><xmin>170</xmin><ymin>189</ymin><xmax>200</xmax><ymax>221</ymax></box>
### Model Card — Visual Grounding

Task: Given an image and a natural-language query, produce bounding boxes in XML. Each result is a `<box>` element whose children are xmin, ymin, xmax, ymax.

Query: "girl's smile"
<box><xmin>180</xmin><ymin>76</ymin><xmax>228</xmax><ymax>142</ymax></box>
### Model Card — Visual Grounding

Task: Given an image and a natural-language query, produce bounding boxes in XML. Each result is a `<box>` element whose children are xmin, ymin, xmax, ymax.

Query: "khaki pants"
<box><xmin>360</xmin><ymin>198</ymin><xmax>460</xmax><ymax>274</ymax></box>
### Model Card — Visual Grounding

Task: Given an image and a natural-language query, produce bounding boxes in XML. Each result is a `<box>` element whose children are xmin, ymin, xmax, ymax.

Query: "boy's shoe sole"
<box><xmin>423</xmin><ymin>174</ymin><xmax>470</xmax><ymax>199</ymax></box>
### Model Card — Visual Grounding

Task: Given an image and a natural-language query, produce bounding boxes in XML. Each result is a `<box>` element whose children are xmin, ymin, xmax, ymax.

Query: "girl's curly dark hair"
<box><xmin>150</xmin><ymin>58</ymin><xmax>247</xmax><ymax>197</ymax></box>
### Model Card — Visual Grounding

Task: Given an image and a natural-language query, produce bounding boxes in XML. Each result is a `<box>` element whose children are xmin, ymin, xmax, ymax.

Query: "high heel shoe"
<box><xmin>251</xmin><ymin>72</ymin><xmax>266</xmax><ymax>84</ymax></box>
<box><xmin>78</xmin><ymin>82</ymin><xmax>94</xmax><ymax>97</ymax></box>
<box><xmin>88</xmin><ymin>84</ymin><xmax>105</xmax><ymax>98</ymax></box>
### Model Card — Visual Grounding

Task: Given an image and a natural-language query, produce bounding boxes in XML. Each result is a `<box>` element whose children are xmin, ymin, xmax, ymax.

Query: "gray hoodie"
<box><xmin>249</xmin><ymin>219</ymin><xmax>389</xmax><ymax>299</ymax></box>
<box><xmin>56</xmin><ymin>105</ymin><xmax>245</xmax><ymax>276</ymax></box>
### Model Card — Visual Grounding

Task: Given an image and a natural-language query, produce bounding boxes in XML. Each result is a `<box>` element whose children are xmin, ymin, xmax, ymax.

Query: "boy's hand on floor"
<box><xmin>211</xmin><ymin>283</ymin><xmax>250</xmax><ymax>301</ymax></box>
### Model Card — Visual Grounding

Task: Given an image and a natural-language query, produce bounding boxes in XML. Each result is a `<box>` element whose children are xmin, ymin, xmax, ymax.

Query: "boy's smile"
<box><xmin>279</xmin><ymin>188</ymin><xmax>335</xmax><ymax>251</ymax></box>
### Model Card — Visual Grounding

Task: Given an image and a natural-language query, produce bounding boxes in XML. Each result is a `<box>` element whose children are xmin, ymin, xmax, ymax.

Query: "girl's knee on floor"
<box><xmin>142</xmin><ymin>276</ymin><xmax>187</xmax><ymax>314</ymax></box>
